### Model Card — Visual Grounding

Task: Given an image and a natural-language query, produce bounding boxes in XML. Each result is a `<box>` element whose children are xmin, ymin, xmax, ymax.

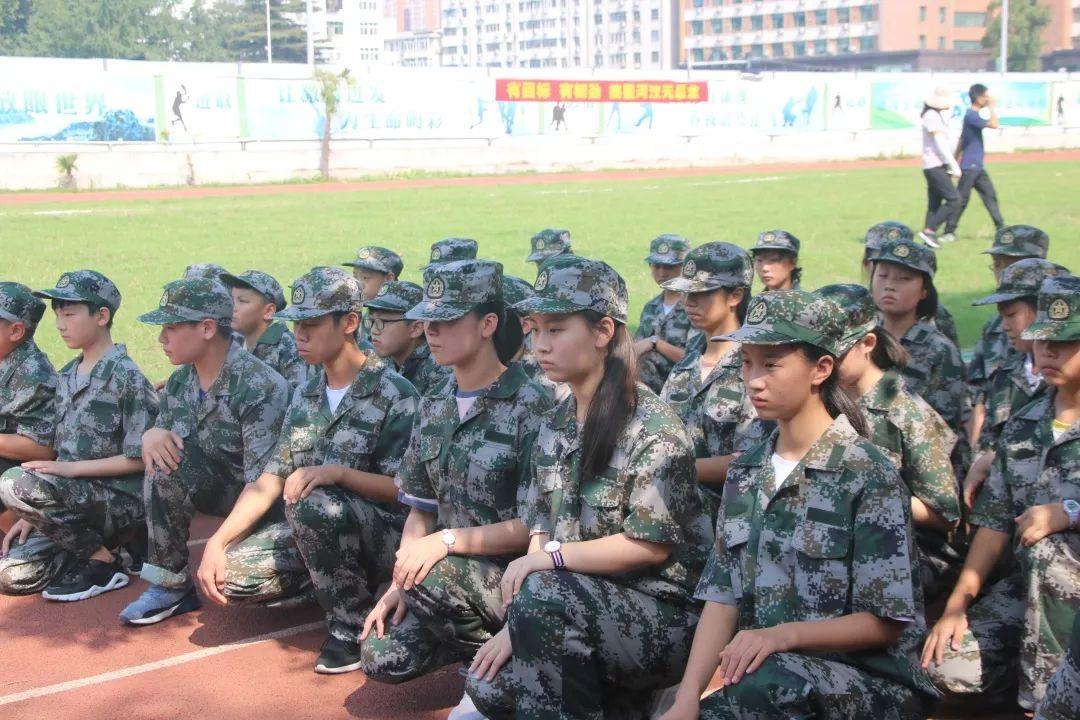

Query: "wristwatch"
<box><xmin>650</xmin><ymin>335</ymin><xmax>659</xmax><ymax>350</ymax></box>
<box><xmin>543</xmin><ymin>539</ymin><xmax>566</xmax><ymax>570</ymax></box>
<box><xmin>1064</xmin><ymin>499</ymin><xmax>1080</xmax><ymax>530</ymax></box>
<box><xmin>441</xmin><ymin>529</ymin><xmax>457</xmax><ymax>554</ymax></box>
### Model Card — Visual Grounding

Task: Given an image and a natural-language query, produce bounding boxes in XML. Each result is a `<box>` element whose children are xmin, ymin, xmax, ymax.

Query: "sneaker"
<box><xmin>447</xmin><ymin>690</ymin><xmax>487</xmax><ymax>720</ymax></box>
<box><xmin>314</xmin><ymin>635</ymin><xmax>364</xmax><ymax>675</ymax></box>
<box><xmin>120</xmin><ymin>584</ymin><xmax>201</xmax><ymax>626</ymax></box>
<box><xmin>939</xmin><ymin>232</ymin><xmax>957</xmax><ymax>244</ymax></box>
<box><xmin>42</xmin><ymin>558</ymin><xmax>129</xmax><ymax>602</ymax></box>
<box><xmin>919</xmin><ymin>230</ymin><xmax>940</xmax><ymax>248</ymax></box>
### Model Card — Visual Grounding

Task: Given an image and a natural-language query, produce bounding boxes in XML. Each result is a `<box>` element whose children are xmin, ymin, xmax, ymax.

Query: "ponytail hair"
<box><xmin>916</xmin><ymin>274</ymin><xmax>938</xmax><ymax>320</ymax></box>
<box><xmin>799</xmin><ymin>343</ymin><xmax>869</xmax><ymax>438</ymax></box>
<box><xmin>868</xmin><ymin>326</ymin><xmax>909</xmax><ymax>370</ymax></box>
<box><xmin>472</xmin><ymin>300</ymin><xmax>524</xmax><ymax>365</ymax></box>
<box><xmin>579</xmin><ymin>310</ymin><xmax>638</xmax><ymax>478</ymax></box>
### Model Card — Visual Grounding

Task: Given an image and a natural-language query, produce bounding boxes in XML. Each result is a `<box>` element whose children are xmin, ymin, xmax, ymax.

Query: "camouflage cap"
<box><xmin>815</xmin><ymin>284</ymin><xmax>879</xmax><ymax>354</ymax></box>
<box><xmin>661</xmin><ymin>241</ymin><xmax>753</xmax><ymax>294</ymax></box>
<box><xmin>342</xmin><ymin>246</ymin><xmax>405</xmax><ymax>276</ymax></box>
<box><xmin>983</xmin><ymin>225</ymin><xmax>1049</xmax><ymax>259</ymax></box>
<box><xmin>501</xmin><ymin>275</ymin><xmax>535</xmax><ymax>307</ymax></box>
<box><xmin>515</xmin><ymin>256</ymin><xmax>628</xmax><ymax>324</ymax></box>
<box><xmin>1022</xmin><ymin>276</ymin><xmax>1080</xmax><ymax>342</ymax></box>
<box><xmin>138</xmin><ymin>278</ymin><xmax>232</xmax><ymax>326</ymax></box>
<box><xmin>0</xmin><ymin>282</ymin><xmax>46</xmax><ymax>328</ymax></box>
<box><xmin>34</xmin><ymin>270</ymin><xmax>122</xmax><ymax>315</ymax></box>
<box><xmin>644</xmin><ymin>234</ymin><xmax>692</xmax><ymax>266</ymax></box>
<box><xmin>406</xmin><ymin>259</ymin><xmax>503</xmax><ymax>322</ymax></box>
<box><xmin>751</xmin><ymin>230</ymin><xmax>800</xmax><ymax>256</ymax></box>
<box><xmin>422</xmin><ymin>237</ymin><xmax>478</xmax><ymax>270</ymax></box>
<box><xmin>972</xmin><ymin>259</ymin><xmax>1071</xmax><ymax>306</ymax></box>
<box><xmin>276</xmin><ymin>266</ymin><xmax>363</xmax><ymax>321</ymax></box>
<box><xmin>876</xmin><ymin>237</ymin><xmax>937</xmax><ymax>278</ymax></box>
<box><xmin>525</xmin><ymin>228</ymin><xmax>572</xmax><ymax>263</ymax></box>
<box><xmin>363</xmin><ymin>280</ymin><xmax>423</xmax><ymax>313</ymax></box>
<box><xmin>864</xmin><ymin>221</ymin><xmax>913</xmax><ymax>254</ymax></box>
<box><xmin>184</xmin><ymin>263</ymin><xmax>228</xmax><ymax>281</ymax></box>
<box><xmin>719</xmin><ymin>289</ymin><xmax>845</xmax><ymax>356</ymax></box>
<box><xmin>221</xmin><ymin>270</ymin><xmax>287</xmax><ymax>311</ymax></box>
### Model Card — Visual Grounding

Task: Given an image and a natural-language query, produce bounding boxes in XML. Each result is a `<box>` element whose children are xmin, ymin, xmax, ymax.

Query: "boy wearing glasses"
<box><xmin>363</xmin><ymin>281</ymin><xmax>450</xmax><ymax>396</ymax></box>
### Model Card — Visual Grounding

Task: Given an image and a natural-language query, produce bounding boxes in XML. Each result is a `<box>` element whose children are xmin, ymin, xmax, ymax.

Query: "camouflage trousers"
<box><xmin>285</xmin><ymin>486</ymin><xmax>403</xmax><ymax>643</ymax></box>
<box><xmin>223</xmin><ymin>507</ymin><xmax>310</xmax><ymax>606</ymax></box>
<box><xmin>142</xmin><ymin>443</ymin><xmax>245</xmax><ymax>589</ymax></box>
<box><xmin>927</xmin><ymin>572</ymin><xmax>1025</xmax><ymax>699</ymax></box>
<box><xmin>360</xmin><ymin>555</ymin><xmax>505</xmax><ymax>683</ymax></box>
<box><xmin>465</xmin><ymin>570</ymin><xmax>699</xmax><ymax>720</ymax></box>
<box><xmin>0</xmin><ymin>467</ymin><xmax>142</xmax><ymax>595</ymax></box>
<box><xmin>699</xmin><ymin>652</ymin><xmax>923</xmax><ymax>720</ymax></box>
<box><xmin>1035</xmin><ymin>615</ymin><xmax>1080</xmax><ymax>720</ymax></box>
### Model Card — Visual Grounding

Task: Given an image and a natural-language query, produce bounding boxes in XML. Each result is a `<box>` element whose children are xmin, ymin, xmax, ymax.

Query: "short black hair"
<box><xmin>50</xmin><ymin>298</ymin><xmax>114</xmax><ymax>329</ymax></box>
<box><xmin>969</xmin><ymin>84</ymin><xmax>988</xmax><ymax>103</ymax></box>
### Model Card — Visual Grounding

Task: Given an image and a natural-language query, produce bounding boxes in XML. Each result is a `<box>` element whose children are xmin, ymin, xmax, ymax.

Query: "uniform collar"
<box><xmin>256</xmin><ymin>321</ymin><xmax>287</xmax><ymax>346</ymax></box>
<box><xmin>61</xmin><ymin>343</ymin><xmax>128</xmax><ymax>383</ymax></box>
<box><xmin>303</xmin><ymin>353</ymin><xmax>386</xmax><ymax>400</ymax></box>
<box><xmin>732</xmin><ymin>414</ymin><xmax>858</xmax><ymax>472</ymax></box>
<box><xmin>0</xmin><ymin>339</ymin><xmax>37</xmax><ymax>384</ymax></box>
<box><xmin>861</xmin><ymin>368</ymin><xmax>903</xmax><ymax>412</ymax></box>
<box><xmin>553</xmin><ymin>393</ymin><xmax>578</xmax><ymax>430</ymax></box>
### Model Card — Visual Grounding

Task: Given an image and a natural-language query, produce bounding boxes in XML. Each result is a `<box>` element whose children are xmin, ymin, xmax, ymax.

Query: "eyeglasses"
<box><xmin>363</xmin><ymin>315</ymin><xmax>408</xmax><ymax>333</ymax></box>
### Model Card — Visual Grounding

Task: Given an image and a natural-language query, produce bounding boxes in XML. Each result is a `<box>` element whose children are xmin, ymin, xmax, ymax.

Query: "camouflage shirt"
<box><xmin>516</xmin><ymin>352</ymin><xmax>570</xmax><ymax>404</ymax></box>
<box><xmin>522</xmin><ymin>385</ymin><xmax>713</xmax><ymax>604</ymax></box>
<box><xmin>397</xmin><ymin>343</ymin><xmax>451</xmax><ymax>397</ymax></box>
<box><xmin>396</xmin><ymin>363</ymin><xmax>554</xmax><ymax>533</ymax></box>
<box><xmin>896</xmin><ymin>319</ymin><xmax>969</xmax><ymax>432</ymax></box>
<box><xmin>971</xmin><ymin>390</ymin><xmax>1080</xmax><ymax>534</ymax></box>
<box><xmin>265</xmin><ymin>355</ymin><xmax>417</xmax><ymax>526</ymax></box>
<box><xmin>634</xmin><ymin>293</ymin><xmax>700</xmax><ymax>393</ymax></box>
<box><xmin>978</xmin><ymin>350</ymin><xmax>1046</xmax><ymax>454</ymax></box>
<box><xmin>156</xmin><ymin>343</ymin><xmax>288</xmax><ymax>484</ymax></box>
<box><xmin>967</xmin><ymin>315</ymin><xmax>1014</xmax><ymax>404</ymax></box>
<box><xmin>54</xmin><ymin>344</ymin><xmax>158</xmax><ymax>462</ymax></box>
<box><xmin>933</xmin><ymin>304</ymin><xmax>960</xmax><ymax>348</ymax></box>
<box><xmin>0</xmin><ymin>340</ymin><xmax>57</xmax><ymax>448</ymax></box>
<box><xmin>247</xmin><ymin>321</ymin><xmax>312</xmax><ymax>391</ymax></box>
<box><xmin>696</xmin><ymin>415</ymin><xmax>933</xmax><ymax>695</ymax></box>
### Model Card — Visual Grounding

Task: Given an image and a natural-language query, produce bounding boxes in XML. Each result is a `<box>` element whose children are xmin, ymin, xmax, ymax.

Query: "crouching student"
<box><xmin>661</xmin><ymin>290</ymin><xmax>937</xmax><ymax>720</ymax></box>
<box><xmin>363</xmin><ymin>280</ymin><xmax>450</xmax><ymax>396</ymax></box>
<box><xmin>464</xmin><ymin>256</ymin><xmax>713</xmax><ymax>720</ymax></box>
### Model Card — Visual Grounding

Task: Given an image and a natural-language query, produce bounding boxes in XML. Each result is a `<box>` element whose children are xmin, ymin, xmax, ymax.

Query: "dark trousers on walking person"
<box><xmin>949</xmin><ymin>167</ymin><xmax>1004</xmax><ymax>233</ymax></box>
<box><xmin>923</xmin><ymin>166</ymin><xmax>961</xmax><ymax>233</ymax></box>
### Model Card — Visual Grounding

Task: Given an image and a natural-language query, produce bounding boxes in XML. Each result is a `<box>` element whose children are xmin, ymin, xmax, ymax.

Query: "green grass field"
<box><xmin>4</xmin><ymin>159</ymin><xmax>1078</xmax><ymax>379</ymax></box>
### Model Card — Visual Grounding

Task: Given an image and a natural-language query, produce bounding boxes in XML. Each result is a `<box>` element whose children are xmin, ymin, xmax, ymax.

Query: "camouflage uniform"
<box><xmin>502</xmin><ymin>274</ymin><xmax>569</xmax><ymax>403</ymax></box>
<box><xmin>967</xmin><ymin>225</ymin><xmax>1051</xmax><ymax>405</ymax></box>
<box><xmin>360</xmin><ymin>260</ymin><xmax>554</xmax><ymax>683</ymax></box>
<box><xmin>0</xmin><ymin>273</ymin><xmax>156</xmax><ymax>595</ymax></box>
<box><xmin>343</xmin><ymin>246</ymin><xmax>404</xmax><ymax>351</ymax></box>
<box><xmin>659</xmin><ymin>243</ymin><xmax>768</xmax><ymax>520</ymax></box>
<box><xmin>421</xmin><ymin>237</ymin><xmax>478</xmax><ymax>270</ymax></box>
<box><xmin>464</xmin><ymin>257</ymin><xmax>711</xmax><ymax>719</ymax></box>
<box><xmin>184</xmin><ymin>263</ymin><xmax>228</xmax><ymax>281</ymax></box>
<box><xmin>0</xmin><ymin>282</ymin><xmax>56</xmax><ymax>483</ymax></box>
<box><xmin>265</xmin><ymin>265</ymin><xmax>419</xmax><ymax>638</ymax></box>
<box><xmin>363</xmin><ymin>280</ymin><xmax>451</xmax><ymax>396</ymax></box>
<box><xmin>1035</xmin><ymin>616</ymin><xmax>1080</xmax><ymax>720</ymax></box>
<box><xmin>693</xmin><ymin>291</ymin><xmax>937</xmax><ymax>719</ymax></box>
<box><xmin>937</xmin><ymin>277</ymin><xmax>1080</xmax><ymax>709</ymax></box>
<box><xmin>137</xmin><ymin>278</ymin><xmax>289</xmax><ymax>590</ymax></box>
<box><xmin>635</xmin><ymin>235</ymin><xmax>699</xmax><ymax>393</ymax></box>
<box><xmin>525</xmin><ymin>228</ymin><xmax>573</xmax><ymax>266</ymax></box>
<box><xmin>750</xmin><ymin>230</ymin><xmax>801</xmax><ymax>291</ymax></box>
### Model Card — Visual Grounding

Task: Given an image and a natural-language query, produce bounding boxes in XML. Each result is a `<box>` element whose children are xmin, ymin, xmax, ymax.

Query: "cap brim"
<box><xmin>33</xmin><ymin>288</ymin><xmax>88</xmax><ymax>303</ymax></box>
<box><xmin>219</xmin><ymin>273</ymin><xmax>255</xmax><ymax>290</ymax></box>
<box><xmin>137</xmin><ymin>309</ymin><xmax>195</xmax><ymax>325</ymax></box>
<box><xmin>1022</xmin><ymin>322</ymin><xmax>1080</xmax><ymax>341</ymax></box>
<box><xmin>274</xmin><ymin>307</ymin><xmax>333</xmax><ymax>321</ymax></box>
<box><xmin>662</xmin><ymin>277</ymin><xmax>720</xmax><ymax>293</ymax></box>
<box><xmin>713</xmin><ymin>326</ymin><xmax>796</xmax><ymax>346</ymax></box>
<box><xmin>834</xmin><ymin>320</ymin><xmax>878</xmax><ymax>355</ymax></box>
<box><xmin>972</xmin><ymin>291</ymin><xmax>1030</xmax><ymax>307</ymax></box>
<box><xmin>362</xmin><ymin>299</ymin><xmax>409</xmax><ymax>312</ymax></box>
<box><xmin>513</xmin><ymin>297</ymin><xmax>584</xmax><ymax>316</ymax></box>
<box><xmin>404</xmin><ymin>301</ymin><xmax>472</xmax><ymax>322</ymax></box>
<box><xmin>342</xmin><ymin>261</ymin><xmax>388</xmax><ymax>273</ymax></box>
<box><xmin>981</xmin><ymin>248</ymin><xmax>1033</xmax><ymax>258</ymax></box>
<box><xmin>645</xmin><ymin>254</ymin><xmax>682</xmax><ymax>266</ymax></box>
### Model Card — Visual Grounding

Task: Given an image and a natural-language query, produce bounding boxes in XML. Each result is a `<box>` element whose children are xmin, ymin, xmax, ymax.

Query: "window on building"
<box><xmin>919</xmin><ymin>34</ymin><xmax>926</xmax><ymax>49</ymax></box>
<box><xmin>634</xmin><ymin>51</ymin><xmax>641</xmax><ymax>64</ymax></box>
<box><xmin>772</xmin><ymin>13</ymin><xmax>784</xmax><ymax>29</ymax></box>
<box><xmin>860</xmin><ymin>5</ymin><xmax>876</xmax><ymax>22</ymax></box>
<box><xmin>860</xmin><ymin>35</ymin><xmax>877</xmax><ymax>52</ymax></box>
<box><xmin>836</xmin><ymin>7</ymin><xmax>849</xmax><ymax>23</ymax></box>
<box><xmin>611</xmin><ymin>11</ymin><xmax>627</xmax><ymax>22</ymax></box>
<box><xmin>750</xmin><ymin>43</ymin><xmax>763</xmax><ymax>58</ymax></box>
<box><xmin>751</xmin><ymin>15</ymin><xmax>763</xmax><ymax>30</ymax></box>
<box><xmin>794</xmin><ymin>11</ymin><xmax>805</xmax><ymax>27</ymax></box>
<box><xmin>651</xmin><ymin>29</ymin><xmax>660</xmax><ymax>41</ymax></box>
<box><xmin>651</xmin><ymin>8</ymin><xmax>659</xmax><ymax>20</ymax></box>
<box><xmin>691</xmin><ymin>20</ymin><xmax>703</xmax><ymax>35</ymax></box>
<box><xmin>954</xmin><ymin>40</ymin><xmax>982</xmax><ymax>50</ymax></box>
<box><xmin>815</xmin><ymin>9</ymin><xmax>827</xmax><ymax>25</ymax></box>
<box><xmin>919</xmin><ymin>6</ymin><xmax>926</xmax><ymax>22</ymax></box>
<box><xmin>772</xmin><ymin>42</ymin><xmax>784</xmax><ymax>57</ymax></box>
<box><xmin>731</xmin><ymin>16</ymin><xmax>742</xmax><ymax>31</ymax></box>
<box><xmin>954</xmin><ymin>12</ymin><xmax>986</xmax><ymax>28</ymax></box>
<box><xmin>939</xmin><ymin>7</ymin><xmax>946</xmax><ymax>23</ymax></box>
<box><xmin>838</xmin><ymin>37</ymin><xmax>850</xmax><ymax>53</ymax></box>
<box><xmin>651</xmin><ymin>50</ymin><xmax>659</xmax><ymax>62</ymax></box>
<box><xmin>938</xmin><ymin>35</ymin><xmax>945</xmax><ymax>49</ymax></box>
<box><xmin>693</xmin><ymin>48</ymin><xmax>705</xmax><ymax>62</ymax></box>
<box><xmin>794</xmin><ymin>41</ymin><xmax>806</xmax><ymax>56</ymax></box>
<box><xmin>814</xmin><ymin>38</ymin><xmax>827</xmax><ymax>54</ymax></box>
<box><xmin>328</xmin><ymin>21</ymin><xmax>343</xmax><ymax>35</ymax></box>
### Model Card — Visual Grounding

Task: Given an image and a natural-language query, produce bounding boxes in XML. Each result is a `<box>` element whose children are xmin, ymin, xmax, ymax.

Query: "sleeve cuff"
<box><xmin>398</xmin><ymin>490</ymin><xmax>438</xmax><ymax>514</ymax></box>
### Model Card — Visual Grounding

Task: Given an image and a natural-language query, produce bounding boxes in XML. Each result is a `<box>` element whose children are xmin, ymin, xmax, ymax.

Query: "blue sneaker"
<box><xmin>120</xmin><ymin>584</ymin><xmax>201</xmax><ymax>626</ymax></box>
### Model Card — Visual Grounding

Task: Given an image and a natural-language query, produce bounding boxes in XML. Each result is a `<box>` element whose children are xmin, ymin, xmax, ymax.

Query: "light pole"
<box><xmin>999</xmin><ymin>0</ymin><xmax>1009</xmax><ymax>73</ymax></box>
<box><xmin>265</xmin><ymin>0</ymin><xmax>274</xmax><ymax>64</ymax></box>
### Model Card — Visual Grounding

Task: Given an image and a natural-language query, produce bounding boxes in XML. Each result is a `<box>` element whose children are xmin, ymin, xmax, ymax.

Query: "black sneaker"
<box><xmin>314</xmin><ymin>635</ymin><xmax>363</xmax><ymax>675</ymax></box>
<box><xmin>42</xmin><ymin>558</ymin><xmax>130</xmax><ymax>602</ymax></box>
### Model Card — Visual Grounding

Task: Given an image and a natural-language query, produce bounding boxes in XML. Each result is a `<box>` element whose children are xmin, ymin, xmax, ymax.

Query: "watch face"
<box><xmin>442</xmin><ymin>531</ymin><xmax>456</xmax><ymax>545</ymax></box>
<box><xmin>1066</xmin><ymin>499</ymin><xmax>1080</xmax><ymax>512</ymax></box>
<box><xmin>544</xmin><ymin>540</ymin><xmax>561</xmax><ymax>553</ymax></box>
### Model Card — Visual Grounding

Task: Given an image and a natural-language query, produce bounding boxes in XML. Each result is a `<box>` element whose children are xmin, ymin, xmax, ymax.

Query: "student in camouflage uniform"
<box><xmin>634</xmin><ymin>234</ymin><xmax>698</xmax><ymax>393</ymax></box>
<box><xmin>750</xmin><ymin>230</ymin><xmax>802</xmax><ymax>292</ymax></box>
<box><xmin>359</xmin><ymin>259</ymin><xmax>554</xmax><ymax>687</ymax></box>
<box><xmin>964</xmin><ymin>259</ymin><xmax>1069</xmax><ymax>507</ymax></box>
<box><xmin>342</xmin><ymin>245</ymin><xmax>403</xmax><ymax>350</ymax></box>
<box><xmin>0</xmin><ymin>282</ymin><xmax>56</xmax><ymax>486</ymax></box>
<box><xmin>872</xmin><ymin>237</ymin><xmax>970</xmax><ymax>477</ymax></box>
<box><xmin>861</xmin><ymin>221</ymin><xmax>959</xmax><ymax>346</ymax></box>
<box><xmin>1035</xmin><ymin>616</ymin><xmax>1080</xmax><ymax>720</ymax></box>
<box><xmin>0</xmin><ymin>272</ymin><xmax>157</xmax><ymax>601</ymax></box>
<box><xmin>661</xmin><ymin>290</ymin><xmax>937</xmax><ymax>720</ymax></box>
<box><xmin>503</xmin><ymin>274</ymin><xmax>569</xmax><ymax>404</ymax></box>
<box><xmin>464</xmin><ymin>256</ymin><xmax>712</xmax><ymax>720</ymax></box>
<box><xmin>421</xmin><ymin>237</ymin><xmax>478</xmax><ymax>270</ymax></box>
<box><xmin>967</xmin><ymin>225</ymin><xmax>1050</xmax><ymax>446</ymax></box>
<box><xmin>923</xmin><ymin>275</ymin><xmax>1080</xmax><ymax>711</ymax></box>
<box><xmin>221</xmin><ymin>270</ymin><xmax>311</xmax><ymax>390</ymax></box>
<box><xmin>119</xmin><ymin>277</ymin><xmax>289</xmax><ymax>626</ymax></box>
<box><xmin>363</xmin><ymin>280</ymin><xmax>450</xmax><ymax>396</ymax></box>
<box><xmin>660</xmin><ymin>242</ymin><xmax>767</xmax><ymax>521</ymax></box>
<box><xmin>525</xmin><ymin>228</ymin><xmax>573</xmax><ymax>267</ymax></box>
<box><xmin>819</xmin><ymin>283</ymin><xmax>962</xmax><ymax>603</ymax></box>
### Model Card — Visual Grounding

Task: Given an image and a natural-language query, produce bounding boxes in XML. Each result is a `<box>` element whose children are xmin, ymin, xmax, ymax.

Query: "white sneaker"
<box><xmin>939</xmin><ymin>232</ymin><xmax>957</xmax><ymax>244</ymax></box>
<box><xmin>447</xmin><ymin>690</ymin><xmax>487</xmax><ymax>720</ymax></box>
<box><xmin>919</xmin><ymin>230</ymin><xmax>940</xmax><ymax>249</ymax></box>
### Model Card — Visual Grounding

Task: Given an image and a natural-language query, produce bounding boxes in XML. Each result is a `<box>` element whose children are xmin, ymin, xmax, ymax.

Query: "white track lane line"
<box><xmin>0</xmin><ymin>621</ymin><xmax>324</xmax><ymax>706</ymax></box>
